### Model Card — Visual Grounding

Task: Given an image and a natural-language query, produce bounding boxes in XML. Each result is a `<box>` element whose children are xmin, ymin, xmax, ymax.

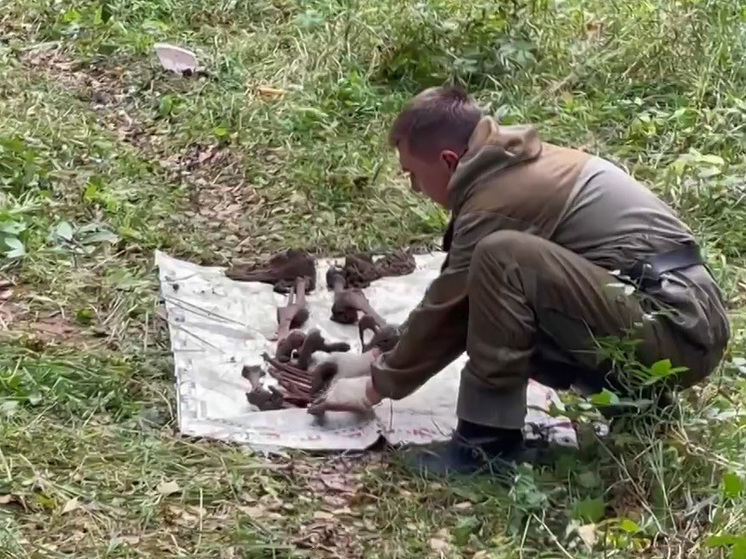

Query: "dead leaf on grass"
<box><xmin>429</xmin><ymin>528</ymin><xmax>454</xmax><ymax>554</ymax></box>
<box><xmin>429</xmin><ymin>537</ymin><xmax>452</xmax><ymax>553</ymax></box>
<box><xmin>319</xmin><ymin>474</ymin><xmax>357</xmax><ymax>493</ymax></box>
<box><xmin>35</xmin><ymin>317</ymin><xmax>77</xmax><ymax>337</ymax></box>
<box><xmin>237</xmin><ymin>505</ymin><xmax>283</xmax><ymax>520</ymax></box>
<box><xmin>157</xmin><ymin>480</ymin><xmax>181</xmax><ymax>496</ymax></box>
<box><xmin>256</xmin><ymin>85</ymin><xmax>286</xmax><ymax>100</ymax></box>
<box><xmin>62</xmin><ymin>497</ymin><xmax>80</xmax><ymax>514</ymax></box>
<box><xmin>576</xmin><ymin>523</ymin><xmax>597</xmax><ymax>549</ymax></box>
<box><xmin>166</xmin><ymin>504</ymin><xmax>200</xmax><ymax>526</ymax></box>
<box><xmin>0</xmin><ymin>282</ymin><xmax>12</xmax><ymax>300</ymax></box>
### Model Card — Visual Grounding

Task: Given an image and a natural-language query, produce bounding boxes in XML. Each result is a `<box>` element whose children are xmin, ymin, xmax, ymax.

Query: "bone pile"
<box><xmin>228</xmin><ymin>250</ymin><xmax>411</xmax><ymax>411</ymax></box>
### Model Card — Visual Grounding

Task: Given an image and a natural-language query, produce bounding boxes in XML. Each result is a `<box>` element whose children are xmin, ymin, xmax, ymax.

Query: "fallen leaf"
<box><xmin>454</xmin><ymin>501</ymin><xmax>473</xmax><ymax>510</ymax></box>
<box><xmin>429</xmin><ymin>538</ymin><xmax>451</xmax><ymax>552</ymax></box>
<box><xmin>576</xmin><ymin>524</ymin><xmax>597</xmax><ymax>549</ymax></box>
<box><xmin>166</xmin><ymin>505</ymin><xmax>199</xmax><ymax>525</ymax></box>
<box><xmin>237</xmin><ymin>505</ymin><xmax>283</xmax><ymax>520</ymax></box>
<box><xmin>321</xmin><ymin>494</ymin><xmax>348</xmax><ymax>508</ymax></box>
<box><xmin>256</xmin><ymin>86</ymin><xmax>286</xmax><ymax>100</ymax></box>
<box><xmin>313</xmin><ymin>510</ymin><xmax>334</xmax><ymax>521</ymax></box>
<box><xmin>35</xmin><ymin>317</ymin><xmax>75</xmax><ymax>336</ymax></box>
<box><xmin>0</xmin><ymin>305</ymin><xmax>14</xmax><ymax>326</ymax></box>
<box><xmin>197</xmin><ymin>147</ymin><xmax>215</xmax><ymax>164</ymax></box>
<box><xmin>62</xmin><ymin>497</ymin><xmax>80</xmax><ymax>514</ymax></box>
<box><xmin>157</xmin><ymin>480</ymin><xmax>181</xmax><ymax>496</ymax></box>
<box><xmin>154</xmin><ymin>43</ymin><xmax>198</xmax><ymax>73</ymax></box>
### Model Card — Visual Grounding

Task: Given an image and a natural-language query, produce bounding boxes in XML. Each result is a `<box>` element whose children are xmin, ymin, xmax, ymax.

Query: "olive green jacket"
<box><xmin>370</xmin><ymin>117</ymin><xmax>730</xmax><ymax>399</ymax></box>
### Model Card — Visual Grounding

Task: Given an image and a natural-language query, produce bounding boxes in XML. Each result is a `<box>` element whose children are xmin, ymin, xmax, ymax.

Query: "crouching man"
<box><xmin>309</xmin><ymin>86</ymin><xmax>730</xmax><ymax>476</ymax></box>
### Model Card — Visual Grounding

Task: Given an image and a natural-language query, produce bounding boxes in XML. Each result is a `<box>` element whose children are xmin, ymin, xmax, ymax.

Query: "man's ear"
<box><xmin>440</xmin><ymin>150</ymin><xmax>460</xmax><ymax>171</ymax></box>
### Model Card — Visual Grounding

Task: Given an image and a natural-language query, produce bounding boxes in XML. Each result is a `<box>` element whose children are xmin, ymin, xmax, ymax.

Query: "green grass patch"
<box><xmin>1</xmin><ymin>0</ymin><xmax>745</xmax><ymax>556</ymax></box>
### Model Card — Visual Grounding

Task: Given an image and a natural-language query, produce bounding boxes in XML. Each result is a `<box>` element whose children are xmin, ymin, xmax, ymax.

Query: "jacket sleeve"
<box><xmin>370</xmin><ymin>210</ymin><xmax>534</xmax><ymax>399</ymax></box>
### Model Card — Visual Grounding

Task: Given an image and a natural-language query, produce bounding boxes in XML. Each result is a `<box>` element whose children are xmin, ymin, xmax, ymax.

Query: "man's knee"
<box><xmin>471</xmin><ymin>230</ymin><xmax>548</xmax><ymax>275</ymax></box>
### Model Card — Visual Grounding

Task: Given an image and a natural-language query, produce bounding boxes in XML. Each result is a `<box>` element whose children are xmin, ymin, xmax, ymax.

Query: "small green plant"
<box><xmin>0</xmin><ymin>136</ymin><xmax>51</xmax><ymax>197</ymax></box>
<box><xmin>370</xmin><ymin>0</ymin><xmax>542</xmax><ymax>87</ymax></box>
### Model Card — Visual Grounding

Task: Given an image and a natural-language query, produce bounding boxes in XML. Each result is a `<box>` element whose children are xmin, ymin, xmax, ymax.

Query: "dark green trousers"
<box><xmin>458</xmin><ymin>230</ymin><xmax>726</xmax><ymax>429</ymax></box>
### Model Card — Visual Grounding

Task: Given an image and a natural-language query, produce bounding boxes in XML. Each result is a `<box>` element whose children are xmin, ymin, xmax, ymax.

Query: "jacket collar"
<box><xmin>447</xmin><ymin>117</ymin><xmax>542</xmax><ymax>215</ymax></box>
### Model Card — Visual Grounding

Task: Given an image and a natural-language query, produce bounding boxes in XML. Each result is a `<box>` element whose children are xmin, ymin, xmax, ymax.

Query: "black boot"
<box><xmin>401</xmin><ymin>420</ymin><xmax>525</xmax><ymax>478</ymax></box>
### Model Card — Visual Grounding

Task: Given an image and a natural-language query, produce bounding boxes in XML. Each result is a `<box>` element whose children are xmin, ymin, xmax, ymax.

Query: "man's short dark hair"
<box><xmin>388</xmin><ymin>86</ymin><xmax>483</xmax><ymax>158</ymax></box>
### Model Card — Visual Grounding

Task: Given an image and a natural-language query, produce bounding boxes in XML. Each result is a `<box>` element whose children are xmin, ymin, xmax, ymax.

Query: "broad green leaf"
<box><xmin>577</xmin><ymin>471</ymin><xmax>601</xmax><ymax>489</ymax></box>
<box><xmin>649</xmin><ymin>359</ymin><xmax>672</xmax><ymax>377</ymax></box>
<box><xmin>452</xmin><ymin>516</ymin><xmax>480</xmax><ymax>546</ymax></box>
<box><xmin>0</xmin><ymin>221</ymin><xmax>26</xmax><ymax>235</ymax></box>
<box><xmin>4</xmin><ymin>236</ymin><xmax>26</xmax><ymax>258</ymax></box>
<box><xmin>0</xmin><ymin>400</ymin><xmax>19</xmax><ymax>416</ymax></box>
<box><xmin>82</xmin><ymin>230</ymin><xmax>119</xmax><ymax>245</ymax></box>
<box><xmin>723</xmin><ymin>472</ymin><xmax>743</xmax><ymax>499</ymax></box>
<box><xmin>62</xmin><ymin>9</ymin><xmax>81</xmax><ymax>23</ymax></box>
<box><xmin>55</xmin><ymin>221</ymin><xmax>74</xmax><ymax>241</ymax></box>
<box><xmin>619</xmin><ymin>518</ymin><xmax>640</xmax><ymax>533</ymax></box>
<box><xmin>705</xmin><ymin>535</ymin><xmax>745</xmax><ymax>547</ymax></box>
<box><xmin>697</xmin><ymin>154</ymin><xmax>725</xmax><ymax>166</ymax></box>
<box><xmin>698</xmin><ymin>167</ymin><xmax>722</xmax><ymax>179</ymax></box>
<box><xmin>76</xmin><ymin>308</ymin><xmax>94</xmax><ymax>325</ymax></box>
<box><xmin>590</xmin><ymin>389</ymin><xmax>619</xmax><ymax>407</ymax></box>
<box><xmin>572</xmin><ymin>498</ymin><xmax>605</xmax><ymax>523</ymax></box>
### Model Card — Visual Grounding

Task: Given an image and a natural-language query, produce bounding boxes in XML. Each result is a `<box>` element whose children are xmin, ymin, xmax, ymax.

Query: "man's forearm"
<box><xmin>370</xmin><ymin>286</ymin><xmax>468</xmax><ymax>399</ymax></box>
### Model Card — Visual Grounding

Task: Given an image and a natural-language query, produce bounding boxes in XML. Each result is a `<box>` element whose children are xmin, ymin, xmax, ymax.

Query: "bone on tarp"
<box><xmin>295</xmin><ymin>328</ymin><xmax>351</xmax><ymax>370</ymax></box>
<box><xmin>358</xmin><ymin>314</ymin><xmax>400</xmax><ymax>353</ymax></box>
<box><xmin>261</xmin><ymin>352</ymin><xmax>315</xmax><ymax>404</ymax></box>
<box><xmin>327</xmin><ymin>267</ymin><xmax>387</xmax><ymax>325</ymax></box>
<box><xmin>241</xmin><ymin>365</ymin><xmax>286</xmax><ymax>410</ymax></box>
<box><xmin>275</xmin><ymin>330</ymin><xmax>306</xmax><ymax>363</ymax></box>
<box><xmin>262</xmin><ymin>329</ymin><xmax>353</xmax><ymax>407</ymax></box>
<box><xmin>225</xmin><ymin>249</ymin><xmax>316</xmax><ymax>294</ymax></box>
<box><xmin>274</xmin><ymin>277</ymin><xmax>310</xmax><ymax>342</ymax></box>
<box><xmin>340</xmin><ymin>251</ymin><xmax>416</xmax><ymax>288</ymax></box>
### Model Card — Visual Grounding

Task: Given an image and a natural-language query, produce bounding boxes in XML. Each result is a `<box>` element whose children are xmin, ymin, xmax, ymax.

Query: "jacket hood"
<box><xmin>448</xmin><ymin>117</ymin><xmax>542</xmax><ymax>213</ymax></box>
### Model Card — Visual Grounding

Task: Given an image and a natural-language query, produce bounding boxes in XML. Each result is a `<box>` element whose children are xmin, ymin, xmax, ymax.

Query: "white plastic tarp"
<box><xmin>155</xmin><ymin>251</ymin><xmax>578</xmax><ymax>452</ymax></box>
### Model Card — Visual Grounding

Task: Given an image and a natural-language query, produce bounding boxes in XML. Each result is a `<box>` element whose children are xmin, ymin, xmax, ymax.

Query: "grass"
<box><xmin>1</xmin><ymin>0</ymin><xmax>746</xmax><ymax>556</ymax></box>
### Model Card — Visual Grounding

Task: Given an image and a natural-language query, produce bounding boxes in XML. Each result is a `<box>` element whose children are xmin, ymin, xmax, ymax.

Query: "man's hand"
<box><xmin>308</xmin><ymin>350</ymin><xmax>383</xmax><ymax>415</ymax></box>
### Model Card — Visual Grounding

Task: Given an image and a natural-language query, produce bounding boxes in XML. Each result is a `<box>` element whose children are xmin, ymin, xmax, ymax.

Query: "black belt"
<box><xmin>623</xmin><ymin>242</ymin><xmax>704</xmax><ymax>289</ymax></box>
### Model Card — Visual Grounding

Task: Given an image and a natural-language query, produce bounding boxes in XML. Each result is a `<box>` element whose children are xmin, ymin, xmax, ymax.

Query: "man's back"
<box><xmin>449</xmin><ymin>117</ymin><xmax>729</xmax><ymax>352</ymax></box>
